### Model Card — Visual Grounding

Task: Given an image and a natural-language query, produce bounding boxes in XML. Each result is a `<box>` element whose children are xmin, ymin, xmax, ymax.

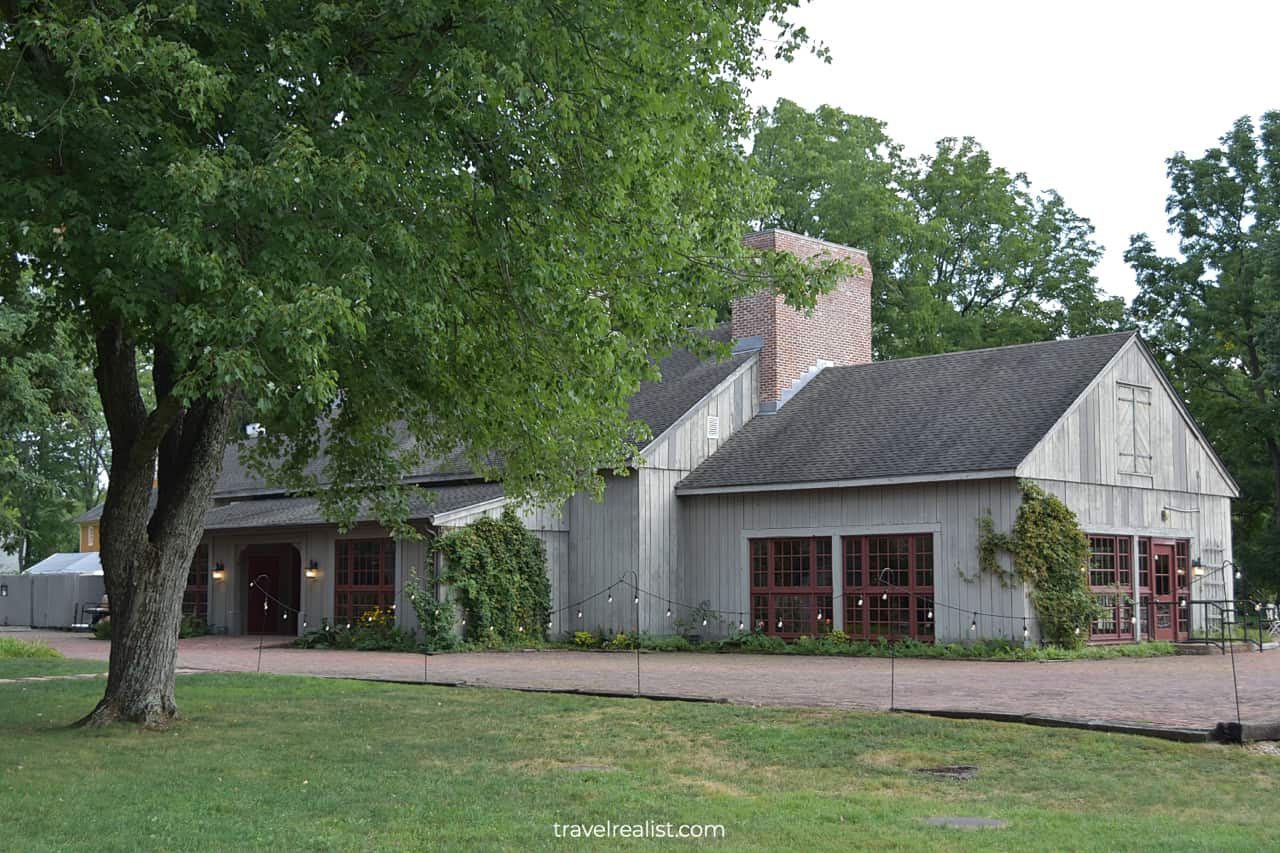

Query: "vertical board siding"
<box><xmin>567</xmin><ymin>473</ymin><xmax>640</xmax><ymax>637</ymax></box>
<box><xmin>1020</xmin><ymin>340</ymin><xmax>1235</xmax><ymax>498</ymax></box>
<box><xmin>678</xmin><ymin>479</ymin><xmax>1026</xmax><ymax>642</ymax></box>
<box><xmin>1031</xmin><ymin>479</ymin><xmax>1236</xmax><ymax>603</ymax></box>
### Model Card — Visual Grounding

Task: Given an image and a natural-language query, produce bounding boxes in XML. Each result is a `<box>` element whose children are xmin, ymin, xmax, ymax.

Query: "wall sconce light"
<box><xmin>0</xmin><ymin>584</ymin><xmax>7</xmax><ymax>597</ymax></box>
<box><xmin>211</xmin><ymin>562</ymin><xmax>226</xmax><ymax>581</ymax></box>
<box><xmin>305</xmin><ymin>560</ymin><xmax>320</xmax><ymax>580</ymax></box>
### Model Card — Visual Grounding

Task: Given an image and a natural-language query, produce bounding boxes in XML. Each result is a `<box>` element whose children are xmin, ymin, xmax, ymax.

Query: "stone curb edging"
<box><xmin>893</xmin><ymin>707</ymin><xmax>1216</xmax><ymax>743</ymax></box>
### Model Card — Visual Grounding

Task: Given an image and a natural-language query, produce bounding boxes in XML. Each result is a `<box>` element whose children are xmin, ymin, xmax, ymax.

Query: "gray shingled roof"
<box><xmin>213</xmin><ymin>326</ymin><xmax>750</xmax><ymax>497</ymax></box>
<box><xmin>677</xmin><ymin>332</ymin><xmax>1136</xmax><ymax>492</ymax></box>
<box><xmin>204</xmin><ymin>483</ymin><xmax>505</xmax><ymax>531</ymax></box>
<box><xmin>627</xmin><ymin>324</ymin><xmax>754</xmax><ymax>441</ymax></box>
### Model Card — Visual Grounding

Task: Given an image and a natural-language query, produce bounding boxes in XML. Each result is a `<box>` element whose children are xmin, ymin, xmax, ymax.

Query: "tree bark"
<box><xmin>77</xmin><ymin>326</ymin><xmax>232</xmax><ymax>728</ymax></box>
<box><xmin>1268</xmin><ymin>436</ymin><xmax>1280</xmax><ymax>531</ymax></box>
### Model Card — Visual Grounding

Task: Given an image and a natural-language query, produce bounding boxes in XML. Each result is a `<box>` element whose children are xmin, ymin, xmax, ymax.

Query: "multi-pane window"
<box><xmin>844</xmin><ymin>534</ymin><xmax>934</xmax><ymax>642</ymax></box>
<box><xmin>749</xmin><ymin>538</ymin><xmax>833</xmax><ymax>638</ymax></box>
<box><xmin>182</xmin><ymin>544</ymin><xmax>209</xmax><ymax>620</ymax></box>
<box><xmin>334</xmin><ymin>539</ymin><xmax>396</xmax><ymax>625</ymax></box>
<box><xmin>1088</xmin><ymin>535</ymin><xmax>1134</xmax><ymax>641</ymax></box>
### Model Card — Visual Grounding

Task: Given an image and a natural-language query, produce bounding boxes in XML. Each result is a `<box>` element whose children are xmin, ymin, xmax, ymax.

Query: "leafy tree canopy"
<box><xmin>0</xmin><ymin>0</ymin><xmax>838</xmax><ymax>725</ymax></box>
<box><xmin>751</xmin><ymin>99</ymin><xmax>1125</xmax><ymax>358</ymax></box>
<box><xmin>0</xmin><ymin>283</ymin><xmax>106</xmax><ymax>569</ymax></box>
<box><xmin>1127</xmin><ymin>112</ymin><xmax>1280</xmax><ymax>594</ymax></box>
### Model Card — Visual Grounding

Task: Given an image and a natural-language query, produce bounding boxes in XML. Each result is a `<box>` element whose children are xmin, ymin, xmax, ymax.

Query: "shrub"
<box><xmin>0</xmin><ymin>636</ymin><xmax>64</xmax><ymax>659</ymax></box>
<box><xmin>405</xmin><ymin>565</ymin><xmax>458</xmax><ymax>651</ymax></box>
<box><xmin>179</xmin><ymin>615</ymin><xmax>209</xmax><ymax>638</ymax></box>
<box><xmin>93</xmin><ymin>617</ymin><xmax>112</xmax><ymax>641</ymax></box>
<box><xmin>294</xmin><ymin>609</ymin><xmax>418</xmax><ymax>651</ymax></box>
<box><xmin>639</xmin><ymin>634</ymin><xmax>692</xmax><ymax>652</ymax></box>
<box><xmin>716</xmin><ymin>631</ymin><xmax>788</xmax><ymax>653</ymax></box>
<box><xmin>573</xmin><ymin>631</ymin><xmax>600</xmax><ymax>648</ymax></box>
<box><xmin>435</xmin><ymin>510</ymin><xmax>551</xmax><ymax>644</ymax></box>
<box><xmin>603</xmin><ymin>632</ymin><xmax>636</xmax><ymax>650</ymax></box>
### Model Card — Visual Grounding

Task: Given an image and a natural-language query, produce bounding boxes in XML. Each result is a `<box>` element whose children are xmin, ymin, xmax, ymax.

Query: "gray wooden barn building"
<box><xmin>76</xmin><ymin>229</ymin><xmax>1237</xmax><ymax>644</ymax></box>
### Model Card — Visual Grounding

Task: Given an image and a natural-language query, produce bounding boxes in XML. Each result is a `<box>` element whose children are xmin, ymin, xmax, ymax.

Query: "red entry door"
<box><xmin>1149</xmin><ymin>542</ymin><xmax>1177</xmax><ymax>642</ymax></box>
<box><xmin>246</xmin><ymin>555</ymin><xmax>281</xmax><ymax>634</ymax></box>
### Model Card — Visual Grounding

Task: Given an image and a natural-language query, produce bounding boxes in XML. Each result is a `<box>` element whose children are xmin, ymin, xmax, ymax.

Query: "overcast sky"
<box><xmin>747</xmin><ymin>0</ymin><xmax>1280</xmax><ymax>302</ymax></box>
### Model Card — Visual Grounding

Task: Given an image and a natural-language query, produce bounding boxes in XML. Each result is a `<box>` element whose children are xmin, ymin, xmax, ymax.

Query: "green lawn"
<box><xmin>0</xmin><ymin>658</ymin><xmax>107</xmax><ymax>679</ymax></box>
<box><xmin>1</xmin><ymin>672</ymin><xmax>1277</xmax><ymax>852</ymax></box>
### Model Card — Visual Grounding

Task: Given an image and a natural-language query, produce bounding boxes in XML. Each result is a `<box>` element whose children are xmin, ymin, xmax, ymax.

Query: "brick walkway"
<box><xmin>12</xmin><ymin>629</ymin><xmax>1280</xmax><ymax>731</ymax></box>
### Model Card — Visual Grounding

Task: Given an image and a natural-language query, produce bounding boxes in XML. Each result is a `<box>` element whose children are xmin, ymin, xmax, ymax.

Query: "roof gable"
<box><xmin>677</xmin><ymin>332</ymin><xmax>1137</xmax><ymax>493</ymax></box>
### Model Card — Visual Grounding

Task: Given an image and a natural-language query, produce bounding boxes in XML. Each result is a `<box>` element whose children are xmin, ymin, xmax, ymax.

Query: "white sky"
<box><xmin>748</xmin><ymin>0</ymin><xmax>1280</xmax><ymax>302</ymax></box>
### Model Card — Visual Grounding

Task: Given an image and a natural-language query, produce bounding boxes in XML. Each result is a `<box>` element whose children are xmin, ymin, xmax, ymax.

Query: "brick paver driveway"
<box><xmin>15</xmin><ymin>629</ymin><xmax>1280</xmax><ymax>731</ymax></box>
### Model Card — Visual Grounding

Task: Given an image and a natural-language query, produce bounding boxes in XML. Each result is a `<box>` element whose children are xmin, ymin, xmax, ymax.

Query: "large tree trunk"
<box><xmin>77</xmin><ymin>325</ymin><xmax>232</xmax><ymax>728</ymax></box>
<box><xmin>1268</xmin><ymin>437</ymin><xmax>1280</xmax><ymax>530</ymax></box>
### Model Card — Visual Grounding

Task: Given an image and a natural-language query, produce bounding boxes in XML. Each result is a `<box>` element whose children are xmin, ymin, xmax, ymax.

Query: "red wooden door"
<box><xmin>1149</xmin><ymin>542</ymin><xmax>1177</xmax><ymax>642</ymax></box>
<box><xmin>246</xmin><ymin>555</ymin><xmax>281</xmax><ymax>634</ymax></box>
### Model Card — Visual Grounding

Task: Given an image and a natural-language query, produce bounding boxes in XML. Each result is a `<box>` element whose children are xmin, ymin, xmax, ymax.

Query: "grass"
<box><xmin>0</xmin><ymin>635</ymin><xmax>65</xmax><ymax>659</ymax></box>
<box><xmin>1</xmin><ymin>670</ymin><xmax>1277</xmax><ymax>851</ymax></box>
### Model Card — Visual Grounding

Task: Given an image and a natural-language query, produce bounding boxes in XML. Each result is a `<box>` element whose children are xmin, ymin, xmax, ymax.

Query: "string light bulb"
<box><xmin>634</xmin><ymin>593</ymin><xmax>640</xmax><ymax>605</ymax></box>
<box><xmin>666</xmin><ymin>605</ymin><xmax>672</xmax><ymax>618</ymax></box>
<box><xmin>1022</xmin><ymin>620</ymin><xmax>1028</xmax><ymax>639</ymax></box>
<box><xmin>777</xmin><ymin>617</ymin><xmax>784</xmax><ymax>630</ymax></box>
<box><xmin>547</xmin><ymin>618</ymin><xmax>553</xmax><ymax>628</ymax></box>
<box><xmin>577</xmin><ymin>609</ymin><xmax>583</xmax><ymax>619</ymax></box>
<box><xmin>927</xmin><ymin>610</ymin><xmax>933</xmax><ymax>620</ymax></box>
<box><xmin>1074</xmin><ymin>627</ymin><xmax>1081</xmax><ymax>636</ymax></box>
<box><xmin>881</xmin><ymin>592</ymin><xmax>888</xmax><ymax>601</ymax></box>
<box><xmin>738</xmin><ymin>618</ymin><xmax>745</xmax><ymax>631</ymax></box>
<box><xmin>607</xmin><ymin>593</ymin><xmax>613</xmax><ymax>604</ymax></box>
<box><xmin>518</xmin><ymin>625</ymin><xmax>524</xmax><ymax>633</ymax></box>
<box><xmin>857</xmin><ymin>596</ymin><xmax>864</xmax><ymax>607</ymax></box>
<box><xmin>701</xmin><ymin>617</ymin><xmax>708</xmax><ymax>627</ymax></box>
<box><xmin>970</xmin><ymin>614</ymin><xmax>977</xmax><ymax>632</ymax></box>
<box><xmin>817</xmin><ymin>609</ymin><xmax>824</xmax><ymax>621</ymax></box>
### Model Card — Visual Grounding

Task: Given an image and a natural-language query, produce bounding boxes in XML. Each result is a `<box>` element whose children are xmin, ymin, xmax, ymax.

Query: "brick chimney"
<box><xmin>732</xmin><ymin>229</ymin><xmax>872</xmax><ymax>411</ymax></box>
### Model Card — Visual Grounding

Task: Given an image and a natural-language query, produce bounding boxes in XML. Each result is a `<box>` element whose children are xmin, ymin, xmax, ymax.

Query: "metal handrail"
<box><xmin>1185</xmin><ymin>599</ymin><xmax>1269</xmax><ymax>653</ymax></box>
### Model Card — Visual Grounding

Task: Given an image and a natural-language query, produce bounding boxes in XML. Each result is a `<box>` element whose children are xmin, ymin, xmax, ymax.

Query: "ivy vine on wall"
<box><xmin>433</xmin><ymin>509</ymin><xmax>551</xmax><ymax>644</ymax></box>
<box><xmin>978</xmin><ymin>481</ymin><xmax>1100</xmax><ymax>648</ymax></box>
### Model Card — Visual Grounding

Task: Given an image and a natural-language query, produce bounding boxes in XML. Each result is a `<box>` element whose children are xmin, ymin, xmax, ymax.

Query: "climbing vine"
<box><xmin>978</xmin><ymin>481</ymin><xmax>1100</xmax><ymax>648</ymax></box>
<box><xmin>434</xmin><ymin>509</ymin><xmax>550</xmax><ymax>644</ymax></box>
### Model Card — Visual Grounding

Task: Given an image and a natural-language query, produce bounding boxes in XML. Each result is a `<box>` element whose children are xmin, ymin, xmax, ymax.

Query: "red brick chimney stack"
<box><xmin>732</xmin><ymin>229</ymin><xmax>873</xmax><ymax>411</ymax></box>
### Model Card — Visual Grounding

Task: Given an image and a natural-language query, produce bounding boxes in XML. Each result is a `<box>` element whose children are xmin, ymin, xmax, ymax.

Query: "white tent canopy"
<box><xmin>26</xmin><ymin>552</ymin><xmax>103</xmax><ymax>576</ymax></box>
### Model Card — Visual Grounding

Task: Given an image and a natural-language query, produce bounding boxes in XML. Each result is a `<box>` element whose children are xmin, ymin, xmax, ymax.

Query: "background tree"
<box><xmin>1</xmin><ymin>0</ymin><xmax>837</xmax><ymax>727</ymax></box>
<box><xmin>1127</xmin><ymin>112</ymin><xmax>1280</xmax><ymax>595</ymax></box>
<box><xmin>0</xmin><ymin>286</ymin><xmax>107</xmax><ymax>570</ymax></box>
<box><xmin>751</xmin><ymin>100</ymin><xmax>1124</xmax><ymax>358</ymax></box>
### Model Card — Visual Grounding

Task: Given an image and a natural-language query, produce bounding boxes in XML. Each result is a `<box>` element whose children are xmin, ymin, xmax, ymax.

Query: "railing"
<box><xmin>1185</xmin><ymin>599</ymin><xmax>1272</xmax><ymax>653</ymax></box>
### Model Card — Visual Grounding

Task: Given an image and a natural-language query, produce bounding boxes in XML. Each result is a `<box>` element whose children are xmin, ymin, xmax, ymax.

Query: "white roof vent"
<box><xmin>706</xmin><ymin>415</ymin><xmax>720</xmax><ymax>440</ymax></box>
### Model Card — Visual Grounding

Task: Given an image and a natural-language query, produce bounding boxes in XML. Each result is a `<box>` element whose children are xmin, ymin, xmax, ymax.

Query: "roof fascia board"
<box><xmin>675</xmin><ymin>468</ymin><xmax>1018</xmax><ymax>496</ymax></box>
<box><xmin>429</xmin><ymin>496</ymin><xmax>509</xmax><ymax>526</ymax></box>
<box><xmin>638</xmin><ymin>352</ymin><xmax>759</xmax><ymax>461</ymax></box>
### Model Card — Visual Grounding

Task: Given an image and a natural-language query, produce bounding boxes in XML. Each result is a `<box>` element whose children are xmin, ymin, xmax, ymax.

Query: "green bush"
<box><xmin>294</xmin><ymin>608</ymin><xmax>418</xmax><ymax>651</ymax></box>
<box><xmin>179</xmin><ymin>614</ymin><xmax>209</xmax><ymax>638</ymax></box>
<box><xmin>715</xmin><ymin>631</ymin><xmax>788</xmax><ymax>653</ymax></box>
<box><xmin>405</xmin><ymin>565</ymin><xmax>458</xmax><ymax>651</ymax></box>
<box><xmin>0</xmin><ymin>636</ymin><xmax>64</xmax><ymax>659</ymax></box>
<box><xmin>435</xmin><ymin>510</ymin><xmax>551</xmax><ymax>644</ymax></box>
<box><xmin>573</xmin><ymin>631</ymin><xmax>600</xmax><ymax>648</ymax></box>
<box><xmin>93</xmin><ymin>617</ymin><xmax>112</xmax><ymax>641</ymax></box>
<box><xmin>602</xmin><ymin>632</ymin><xmax>636</xmax><ymax>650</ymax></box>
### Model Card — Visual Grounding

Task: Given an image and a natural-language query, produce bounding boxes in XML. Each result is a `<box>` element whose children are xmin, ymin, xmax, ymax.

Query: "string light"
<box><xmin>777</xmin><ymin>617</ymin><xmax>783</xmax><ymax>629</ymax></box>
<box><xmin>1022</xmin><ymin>620</ymin><xmax>1028</xmax><ymax>639</ymax></box>
<box><xmin>634</xmin><ymin>593</ymin><xmax>640</xmax><ymax>605</ymax></box>
<box><xmin>738</xmin><ymin>617</ymin><xmax>745</xmax><ymax>631</ymax></box>
<box><xmin>607</xmin><ymin>593</ymin><xmax>613</xmax><ymax>604</ymax></box>
<box><xmin>666</xmin><ymin>605</ymin><xmax>672</xmax><ymax>618</ymax></box>
<box><xmin>701</xmin><ymin>617</ymin><xmax>708</xmax><ymax>627</ymax></box>
<box><xmin>857</xmin><ymin>596</ymin><xmax>864</xmax><ymax>607</ymax></box>
<box><xmin>927</xmin><ymin>610</ymin><xmax>933</xmax><ymax>620</ymax></box>
<box><xmin>881</xmin><ymin>592</ymin><xmax>888</xmax><ymax>601</ymax></box>
<box><xmin>1074</xmin><ymin>627</ymin><xmax>1081</xmax><ymax>636</ymax></box>
<box><xmin>518</xmin><ymin>625</ymin><xmax>524</xmax><ymax>633</ymax></box>
<box><xmin>970</xmin><ymin>614</ymin><xmax>977</xmax><ymax>632</ymax></box>
<box><xmin>577</xmin><ymin>609</ymin><xmax>583</xmax><ymax>619</ymax></box>
<box><xmin>817</xmin><ymin>608</ymin><xmax>824</xmax><ymax>621</ymax></box>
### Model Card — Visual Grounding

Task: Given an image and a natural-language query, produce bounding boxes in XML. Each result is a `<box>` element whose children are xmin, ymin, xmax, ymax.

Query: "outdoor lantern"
<box><xmin>211</xmin><ymin>563</ymin><xmax>226</xmax><ymax>581</ymax></box>
<box><xmin>304</xmin><ymin>560</ymin><xmax>320</xmax><ymax>580</ymax></box>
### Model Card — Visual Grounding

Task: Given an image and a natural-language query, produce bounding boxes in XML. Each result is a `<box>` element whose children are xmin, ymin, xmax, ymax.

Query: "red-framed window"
<box><xmin>182</xmin><ymin>543</ymin><xmax>209</xmax><ymax>619</ymax></box>
<box><xmin>1087</xmin><ymin>535</ymin><xmax>1134</xmax><ymax>641</ymax></box>
<box><xmin>844</xmin><ymin>534</ymin><xmax>934</xmax><ymax>642</ymax></box>
<box><xmin>1090</xmin><ymin>535</ymin><xmax>1191</xmax><ymax>642</ymax></box>
<box><xmin>334</xmin><ymin>539</ymin><xmax>396</xmax><ymax>626</ymax></box>
<box><xmin>749</xmin><ymin>538</ymin><xmax>833</xmax><ymax>638</ymax></box>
